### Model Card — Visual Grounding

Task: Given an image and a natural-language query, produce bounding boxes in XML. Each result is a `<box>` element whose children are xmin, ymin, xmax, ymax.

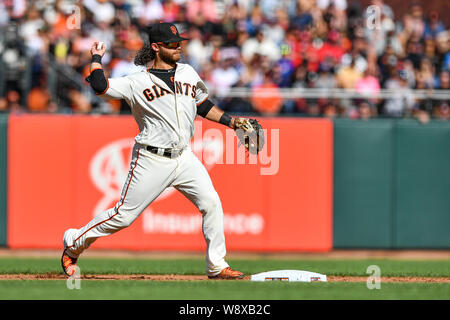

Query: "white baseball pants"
<box><xmin>63</xmin><ymin>143</ymin><xmax>229</xmax><ymax>276</ymax></box>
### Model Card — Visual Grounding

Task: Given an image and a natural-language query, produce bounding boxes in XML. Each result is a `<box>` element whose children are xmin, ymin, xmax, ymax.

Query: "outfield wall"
<box><xmin>0</xmin><ymin>114</ymin><xmax>7</xmax><ymax>246</ymax></box>
<box><xmin>0</xmin><ymin>115</ymin><xmax>448</xmax><ymax>250</ymax></box>
<box><xmin>333</xmin><ymin>119</ymin><xmax>450</xmax><ymax>249</ymax></box>
<box><xmin>5</xmin><ymin>115</ymin><xmax>333</xmax><ymax>252</ymax></box>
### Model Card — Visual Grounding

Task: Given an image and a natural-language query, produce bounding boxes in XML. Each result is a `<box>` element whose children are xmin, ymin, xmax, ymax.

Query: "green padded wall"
<box><xmin>334</xmin><ymin>119</ymin><xmax>450</xmax><ymax>249</ymax></box>
<box><xmin>333</xmin><ymin>119</ymin><xmax>394</xmax><ymax>248</ymax></box>
<box><xmin>394</xmin><ymin>120</ymin><xmax>450</xmax><ymax>248</ymax></box>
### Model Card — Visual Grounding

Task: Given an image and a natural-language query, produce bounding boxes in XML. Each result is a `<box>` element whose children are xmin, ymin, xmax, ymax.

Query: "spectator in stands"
<box><xmin>209</xmin><ymin>53</ymin><xmax>240</xmax><ymax>102</ymax></box>
<box><xmin>261</xmin><ymin>16</ymin><xmax>285</xmax><ymax>46</ymax></box>
<box><xmin>89</xmin><ymin>21</ymin><xmax>115</xmax><ymax>65</ymax></box>
<box><xmin>399</xmin><ymin>2</ymin><xmax>426</xmax><ymax>44</ymax></box>
<box><xmin>245</xmin><ymin>3</ymin><xmax>265</xmax><ymax>36</ymax></box>
<box><xmin>132</xmin><ymin>0</ymin><xmax>163</xmax><ymax>26</ymax></box>
<box><xmin>0</xmin><ymin>1</ymin><xmax>10</xmax><ymax>27</ymax></box>
<box><xmin>111</xmin><ymin>48</ymin><xmax>144</xmax><ymax>78</ymax></box>
<box><xmin>383</xmin><ymin>69</ymin><xmax>416</xmax><ymax>117</ymax></box>
<box><xmin>5</xmin><ymin>90</ymin><xmax>24</xmax><ymax>113</ymax></box>
<box><xmin>404</xmin><ymin>40</ymin><xmax>425</xmax><ymax>70</ymax></box>
<box><xmin>251</xmin><ymin>70</ymin><xmax>283</xmax><ymax>115</ymax></box>
<box><xmin>19</xmin><ymin>4</ymin><xmax>46</xmax><ymax>51</ymax></box>
<box><xmin>314</xmin><ymin>60</ymin><xmax>337</xmax><ymax>90</ymax></box>
<box><xmin>27</xmin><ymin>81</ymin><xmax>53</xmax><ymax>113</ymax></box>
<box><xmin>1</xmin><ymin>22</ymin><xmax>27</xmax><ymax>102</ymax></box>
<box><xmin>400</xmin><ymin>59</ymin><xmax>416</xmax><ymax>88</ymax></box>
<box><xmin>186</xmin><ymin>0</ymin><xmax>219</xmax><ymax>24</ymax></box>
<box><xmin>432</xmin><ymin>101</ymin><xmax>449</xmax><ymax>121</ymax></box>
<box><xmin>436</xmin><ymin>70</ymin><xmax>449</xmax><ymax>89</ymax></box>
<box><xmin>424</xmin><ymin>11</ymin><xmax>445</xmax><ymax>40</ymax></box>
<box><xmin>241</xmin><ymin>29</ymin><xmax>281</xmax><ymax>64</ymax></box>
<box><xmin>358</xmin><ymin>101</ymin><xmax>377</xmax><ymax>120</ymax></box>
<box><xmin>258</xmin><ymin>0</ymin><xmax>283</xmax><ymax>23</ymax></box>
<box><xmin>221</xmin><ymin>81</ymin><xmax>253</xmax><ymax>114</ymax></box>
<box><xmin>355</xmin><ymin>67</ymin><xmax>381</xmax><ymax>106</ymax></box>
<box><xmin>185</xmin><ymin>27</ymin><xmax>212</xmax><ymax>72</ymax></box>
<box><xmin>2</xmin><ymin>0</ymin><xmax>26</xmax><ymax>22</ymax></box>
<box><xmin>336</xmin><ymin>57</ymin><xmax>362</xmax><ymax>89</ymax></box>
<box><xmin>377</xmin><ymin>44</ymin><xmax>398</xmax><ymax>86</ymax></box>
<box><xmin>84</xmin><ymin>0</ymin><xmax>115</xmax><ymax>25</ymax></box>
<box><xmin>305</xmin><ymin>102</ymin><xmax>321</xmax><ymax>117</ymax></box>
<box><xmin>0</xmin><ymin>0</ymin><xmax>448</xmax><ymax>120</ymax></box>
<box><xmin>423</xmin><ymin>38</ymin><xmax>439</xmax><ymax>69</ymax></box>
<box><xmin>435</xmin><ymin>31</ymin><xmax>449</xmax><ymax>70</ymax></box>
<box><xmin>415</xmin><ymin>58</ymin><xmax>435</xmax><ymax>89</ymax></box>
<box><xmin>342</xmin><ymin>31</ymin><xmax>368</xmax><ymax>72</ymax></box>
<box><xmin>415</xmin><ymin>108</ymin><xmax>431</xmax><ymax>124</ymax></box>
<box><xmin>272</xmin><ymin>44</ymin><xmax>296</xmax><ymax>88</ymax></box>
<box><xmin>162</xmin><ymin>0</ymin><xmax>182</xmax><ymax>23</ymax></box>
<box><xmin>68</xmin><ymin>86</ymin><xmax>91</xmax><ymax>114</ymax></box>
<box><xmin>239</xmin><ymin>53</ymin><xmax>265</xmax><ymax>88</ymax></box>
<box><xmin>71</xmin><ymin>23</ymin><xmax>96</xmax><ymax>57</ymax></box>
<box><xmin>322</xmin><ymin>101</ymin><xmax>338</xmax><ymax>118</ymax></box>
<box><xmin>317</xmin><ymin>0</ymin><xmax>347</xmax><ymax>31</ymax></box>
<box><xmin>317</xmin><ymin>29</ymin><xmax>345</xmax><ymax>66</ymax></box>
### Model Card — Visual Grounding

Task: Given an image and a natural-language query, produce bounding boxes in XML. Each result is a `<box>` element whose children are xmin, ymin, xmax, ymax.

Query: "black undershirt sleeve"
<box><xmin>85</xmin><ymin>69</ymin><xmax>108</xmax><ymax>95</ymax></box>
<box><xmin>196</xmin><ymin>99</ymin><xmax>215</xmax><ymax>117</ymax></box>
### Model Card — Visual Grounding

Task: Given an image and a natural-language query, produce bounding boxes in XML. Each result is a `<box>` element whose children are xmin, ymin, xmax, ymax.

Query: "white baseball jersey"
<box><xmin>101</xmin><ymin>62</ymin><xmax>209</xmax><ymax>149</ymax></box>
<box><xmin>64</xmin><ymin>62</ymin><xmax>230</xmax><ymax>276</ymax></box>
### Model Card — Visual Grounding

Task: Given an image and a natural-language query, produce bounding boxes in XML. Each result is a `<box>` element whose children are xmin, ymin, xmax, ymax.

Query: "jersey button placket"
<box><xmin>177</xmin><ymin>101</ymin><xmax>184</xmax><ymax>143</ymax></box>
<box><xmin>173</xmin><ymin>73</ymin><xmax>183</xmax><ymax>146</ymax></box>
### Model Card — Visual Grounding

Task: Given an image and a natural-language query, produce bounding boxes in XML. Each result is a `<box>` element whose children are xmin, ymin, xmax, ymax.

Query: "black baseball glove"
<box><xmin>233</xmin><ymin>118</ymin><xmax>265</xmax><ymax>155</ymax></box>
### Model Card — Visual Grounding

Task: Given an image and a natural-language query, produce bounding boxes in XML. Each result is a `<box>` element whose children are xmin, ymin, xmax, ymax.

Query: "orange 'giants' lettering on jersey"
<box><xmin>183</xmin><ymin>83</ymin><xmax>191</xmax><ymax>96</ymax></box>
<box><xmin>174</xmin><ymin>81</ymin><xmax>196</xmax><ymax>98</ymax></box>
<box><xmin>143</xmin><ymin>88</ymin><xmax>154</xmax><ymax>102</ymax></box>
<box><xmin>143</xmin><ymin>82</ymin><xmax>196</xmax><ymax>102</ymax></box>
<box><xmin>175</xmin><ymin>81</ymin><xmax>183</xmax><ymax>95</ymax></box>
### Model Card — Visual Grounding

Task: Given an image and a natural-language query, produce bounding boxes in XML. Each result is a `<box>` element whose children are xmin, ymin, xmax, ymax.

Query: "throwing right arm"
<box><xmin>86</xmin><ymin>42</ymin><xmax>132</xmax><ymax>100</ymax></box>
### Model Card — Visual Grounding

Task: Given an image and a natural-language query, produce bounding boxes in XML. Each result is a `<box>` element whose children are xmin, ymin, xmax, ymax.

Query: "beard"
<box><xmin>159</xmin><ymin>48</ymin><xmax>180</xmax><ymax>65</ymax></box>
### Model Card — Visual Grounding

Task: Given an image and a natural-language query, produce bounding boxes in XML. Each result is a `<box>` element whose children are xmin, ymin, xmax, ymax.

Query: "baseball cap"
<box><xmin>148</xmin><ymin>22</ymin><xmax>189</xmax><ymax>44</ymax></box>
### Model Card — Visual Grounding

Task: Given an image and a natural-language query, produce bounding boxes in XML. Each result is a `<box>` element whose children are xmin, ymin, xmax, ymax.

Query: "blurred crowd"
<box><xmin>0</xmin><ymin>0</ymin><xmax>448</xmax><ymax>121</ymax></box>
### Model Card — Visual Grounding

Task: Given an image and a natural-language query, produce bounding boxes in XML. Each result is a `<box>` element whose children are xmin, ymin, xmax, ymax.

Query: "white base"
<box><xmin>250</xmin><ymin>270</ymin><xmax>327</xmax><ymax>282</ymax></box>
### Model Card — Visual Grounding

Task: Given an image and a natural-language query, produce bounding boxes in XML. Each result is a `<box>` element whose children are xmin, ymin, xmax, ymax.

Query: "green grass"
<box><xmin>0</xmin><ymin>257</ymin><xmax>448</xmax><ymax>277</ymax></box>
<box><xmin>0</xmin><ymin>280</ymin><xmax>449</xmax><ymax>300</ymax></box>
<box><xmin>0</xmin><ymin>257</ymin><xmax>449</xmax><ymax>300</ymax></box>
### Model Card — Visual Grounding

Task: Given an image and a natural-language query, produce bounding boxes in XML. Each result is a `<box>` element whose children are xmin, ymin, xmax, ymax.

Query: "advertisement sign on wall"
<box><xmin>8</xmin><ymin>115</ymin><xmax>332</xmax><ymax>252</ymax></box>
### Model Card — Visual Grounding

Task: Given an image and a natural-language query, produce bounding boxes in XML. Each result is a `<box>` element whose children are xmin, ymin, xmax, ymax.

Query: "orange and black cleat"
<box><xmin>61</xmin><ymin>249</ymin><xmax>78</xmax><ymax>276</ymax></box>
<box><xmin>208</xmin><ymin>267</ymin><xmax>244</xmax><ymax>280</ymax></box>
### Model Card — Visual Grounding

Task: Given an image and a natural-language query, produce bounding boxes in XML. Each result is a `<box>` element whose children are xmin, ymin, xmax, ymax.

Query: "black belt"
<box><xmin>146</xmin><ymin>145</ymin><xmax>184</xmax><ymax>158</ymax></box>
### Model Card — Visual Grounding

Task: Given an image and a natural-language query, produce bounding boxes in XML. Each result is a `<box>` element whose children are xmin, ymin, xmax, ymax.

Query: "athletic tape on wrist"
<box><xmin>219</xmin><ymin>113</ymin><xmax>232</xmax><ymax>127</ymax></box>
<box><xmin>92</xmin><ymin>54</ymin><xmax>102</xmax><ymax>64</ymax></box>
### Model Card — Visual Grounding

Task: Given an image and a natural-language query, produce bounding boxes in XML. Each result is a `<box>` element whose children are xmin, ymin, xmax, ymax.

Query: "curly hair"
<box><xmin>134</xmin><ymin>43</ymin><xmax>155</xmax><ymax>66</ymax></box>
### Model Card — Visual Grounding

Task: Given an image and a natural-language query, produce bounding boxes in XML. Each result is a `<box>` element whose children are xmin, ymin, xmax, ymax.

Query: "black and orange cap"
<box><xmin>148</xmin><ymin>22</ymin><xmax>189</xmax><ymax>43</ymax></box>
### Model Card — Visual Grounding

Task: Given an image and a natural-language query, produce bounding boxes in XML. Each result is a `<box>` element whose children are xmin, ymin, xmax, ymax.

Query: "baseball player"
<box><xmin>61</xmin><ymin>22</ymin><xmax>246</xmax><ymax>279</ymax></box>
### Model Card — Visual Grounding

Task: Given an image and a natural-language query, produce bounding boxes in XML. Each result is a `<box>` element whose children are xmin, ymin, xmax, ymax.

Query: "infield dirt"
<box><xmin>0</xmin><ymin>249</ymin><xmax>448</xmax><ymax>284</ymax></box>
<box><xmin>0</xmin><ymin>273</ymin><xmax>449</xmax><ymax>283</ymax></box>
